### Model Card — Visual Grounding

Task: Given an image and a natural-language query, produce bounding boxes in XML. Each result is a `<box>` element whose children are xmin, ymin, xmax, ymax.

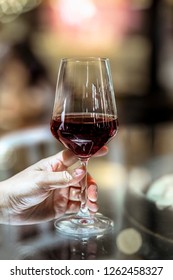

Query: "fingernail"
<box><xmin>73</xmin><ymin>168</ymin><xmax>85</xmax><ymax>176</ymax></box>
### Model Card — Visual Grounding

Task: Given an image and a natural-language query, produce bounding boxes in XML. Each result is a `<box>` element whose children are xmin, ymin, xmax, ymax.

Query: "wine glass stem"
<box><xmin>78</xmin><ymin>159</ymin><xmax>90</xmax><ymax>217</ymax></box>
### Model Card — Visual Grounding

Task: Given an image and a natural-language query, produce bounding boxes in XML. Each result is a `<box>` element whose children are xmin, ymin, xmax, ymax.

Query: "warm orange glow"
<box><xmin>59</xmin><ymin>0</ymin><xmax>96</xmax><ymax>25</ymax></box>
<box><xmin>47</xmin><ymin>0</ymin><xmax>136</xmax><ymax>54</ymax></box>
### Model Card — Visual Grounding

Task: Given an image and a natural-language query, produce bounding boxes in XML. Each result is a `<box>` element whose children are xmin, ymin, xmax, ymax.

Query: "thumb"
<box><xmin>39</xmin><ymin>167</ymin><xmax>85</xmax><ymax>189</ymax></box>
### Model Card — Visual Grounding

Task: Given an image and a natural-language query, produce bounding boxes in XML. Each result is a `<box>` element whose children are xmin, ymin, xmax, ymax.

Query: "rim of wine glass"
<box><xmin>61</xmin><ymin>57</ymin><xmax>109</xmax><ymax>63</ymax></box>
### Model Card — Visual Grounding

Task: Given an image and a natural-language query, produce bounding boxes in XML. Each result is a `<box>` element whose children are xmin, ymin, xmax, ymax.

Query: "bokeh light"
<box><xmin>0</xmin><ymin>0</ymin><xmax>42</xmax><ymax>23</ymax></box>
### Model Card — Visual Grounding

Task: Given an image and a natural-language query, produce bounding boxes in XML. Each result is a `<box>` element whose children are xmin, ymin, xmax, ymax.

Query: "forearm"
<box><xmin>0</xmin><ymin>180</ymin><xmax>10</xmax><ymax>224</ymax></box>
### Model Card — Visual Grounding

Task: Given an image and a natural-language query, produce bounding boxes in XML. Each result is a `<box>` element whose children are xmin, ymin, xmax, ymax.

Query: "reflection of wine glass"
<box><xmin>50</xmin><ymin>57</ymin><xmax>118</xmax><ymax>236</ymax></box>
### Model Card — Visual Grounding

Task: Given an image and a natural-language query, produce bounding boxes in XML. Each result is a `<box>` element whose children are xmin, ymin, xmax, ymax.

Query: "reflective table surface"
<box><xmin>1</xmin><ymin>180</ymin><xmax>173</xmax><ymax>260</ymax></box>
<box><xmin>1</xmin><ymin>123</ymin><xmax>173</xmax><ymax>260</ymax></box>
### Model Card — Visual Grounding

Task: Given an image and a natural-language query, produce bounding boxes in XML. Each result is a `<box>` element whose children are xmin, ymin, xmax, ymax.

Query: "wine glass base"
<box><xmin>54</xmin><ymin>212</ymin><xmax>114</xmax><ymax>237</ymax></box>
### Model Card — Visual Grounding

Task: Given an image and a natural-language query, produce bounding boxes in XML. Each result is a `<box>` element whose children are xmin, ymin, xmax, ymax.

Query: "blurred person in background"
<box><xmin>0</xmin><ymin>37</ymin><xmax>53</xmax><ymax>132</ymax></box>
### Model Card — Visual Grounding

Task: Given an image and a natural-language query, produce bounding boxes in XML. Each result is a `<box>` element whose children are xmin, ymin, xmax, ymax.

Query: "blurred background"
<box><xmin>0</xmin><ymin>0</ymin><xmax>173</xmax><ymax>260</ymax></box>
<box><xmin>0</xmin><ymin>0</ymin><xmax>173</xmax><ymax>179</ymax></box>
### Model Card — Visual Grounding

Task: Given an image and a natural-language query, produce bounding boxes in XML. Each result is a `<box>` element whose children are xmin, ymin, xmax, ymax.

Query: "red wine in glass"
<box><xmin>50</xmin><ymin>113</ymin><xmax>118</xmax><ymax>159</ymax></box>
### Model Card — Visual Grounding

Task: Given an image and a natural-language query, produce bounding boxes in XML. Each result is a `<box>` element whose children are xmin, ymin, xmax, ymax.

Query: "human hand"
<box><xmin>0</xmin><ymin>147</ymin><xmax>108</xmax><ymax>225</ymax></box>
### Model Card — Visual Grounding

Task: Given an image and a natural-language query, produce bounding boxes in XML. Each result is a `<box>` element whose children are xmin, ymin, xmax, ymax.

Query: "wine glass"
<box><xmin>50</xmin><ymin>57</ymin><xmax>118</xmax><ymax>236</ymax></box>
